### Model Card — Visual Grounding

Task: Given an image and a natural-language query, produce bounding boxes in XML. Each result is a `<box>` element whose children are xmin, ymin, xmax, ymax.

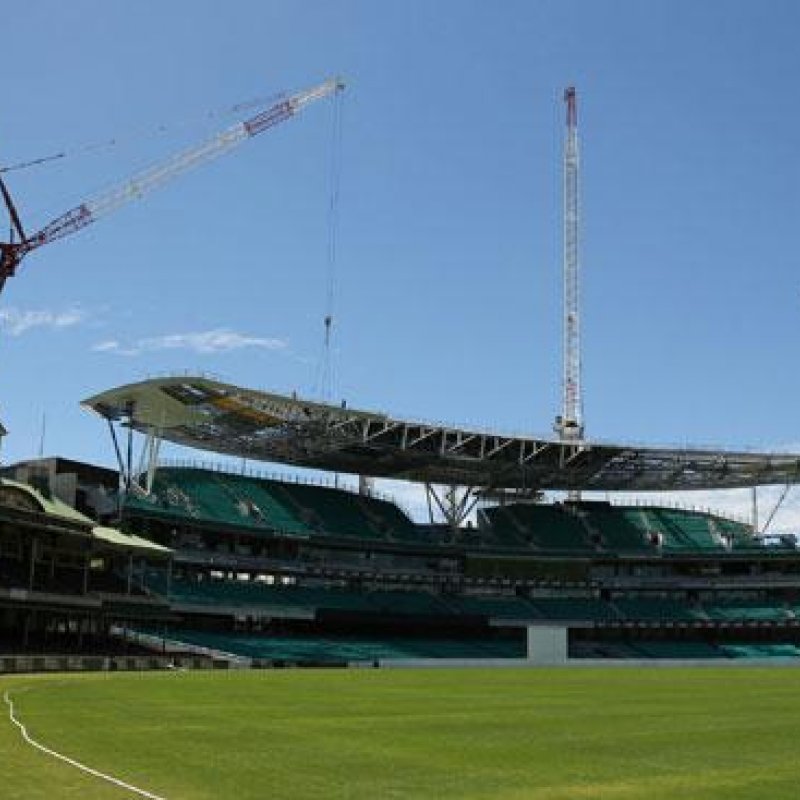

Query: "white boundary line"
<box><xmin>3</xmin><ymin>688</ymin><xmax>168</xmax><ymax>800</ymax></box>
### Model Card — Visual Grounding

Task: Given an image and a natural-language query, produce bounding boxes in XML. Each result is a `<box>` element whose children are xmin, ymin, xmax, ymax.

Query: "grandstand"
<box><xmin>2</xmin><ymin>374</ymin><xmax>800</xmax><ymax>668</ymax></box>
<box><xmin>0</xmin><ymin>473</ymin><xmax>171</xmax><ymax>658</ymax></box>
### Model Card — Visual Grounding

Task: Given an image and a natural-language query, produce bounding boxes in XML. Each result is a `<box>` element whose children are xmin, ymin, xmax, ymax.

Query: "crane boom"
<box><xmin>0</xmin><ymin>76</ymin><xmax>342</xmax><ymax>291</ymax></box>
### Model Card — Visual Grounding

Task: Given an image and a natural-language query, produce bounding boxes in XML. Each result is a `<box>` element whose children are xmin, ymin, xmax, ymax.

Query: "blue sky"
<box><xmin>1</xmin><ymin>1</ymin><xmax>799</xmax><ymax>524</ymax></box>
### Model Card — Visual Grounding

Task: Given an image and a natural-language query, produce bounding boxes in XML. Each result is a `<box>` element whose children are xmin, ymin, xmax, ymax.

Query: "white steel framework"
<box><xmin>84</xmin><ymin>376</ymin><xmax>800</xmax><ymax>494</ymax></box>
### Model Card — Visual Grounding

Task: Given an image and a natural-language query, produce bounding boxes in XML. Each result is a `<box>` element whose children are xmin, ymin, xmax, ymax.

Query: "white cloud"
<box><xmin>92</xmin><ymin>339</ymin><xmax>121</xmax><ymax>352</ymax></box>
<box><xmin>93</xmin><ymin>328</ymin><xmax>287</xmax><ymax>356</ymax></box>
<box><xmin>0</xmin><ymin>307</ymin><xmax>85</xmax><ymax>336</ymax></box>
<box><xmin>91</xmin><ymin>339</ymin><xmax>140</xmax><ymax>357</ymax></box>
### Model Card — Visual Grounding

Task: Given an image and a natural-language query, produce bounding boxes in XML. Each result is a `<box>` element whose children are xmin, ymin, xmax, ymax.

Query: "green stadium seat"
<box><xmin>365</xmin><ymin>589</ymin><xmax>452</xmax><ymax>616</ymax></box>
<box><xmin>630</xmin><ymin>641</ymin><xmax>724</xmax><ymax>659</ymax></box>
<box><xmin>701</xmin><ymin>601</ymin><xmax>791</xmax><ymax>623</ymax></box>
<box><xmin>719</xmin><ymin>643</ymin><xmax>800</xmax><ymax>658</ymax></box>
<box><xmin>580</xmin><ymin>506</ymin><xmax>652</xmax><ymax>551</ymax></box>
<box><xmin>528</xmin><ymin>597</ymin><xmax>618</xmax><ymax>621</ymax></box>
<box><xmin>127</xmin><ymin>468</ymin><xmax>310</xmax><ymax>535</ymax></box>
<box><xmin>638</xmin><ymin>508</ymin><xmax>723</xmax><ymax>551</ymax></box>
<box><xmin>441</xmin><ymin>594</ymin><xmax>542</xmax><ymax>619</ymax></box>
<box><xmin>483</xmin><ymin>504</ymin><xmax>592</xmax><ymax>551</ymax></box>
<box><xmin>612</xmin><ymin>597</ymin><xmax>707</xmax><ymax>622</ymax></box>
<box><xmin>127</xmin><ymin>467</ymin><xmax>422</xmax><ymax>542</ymax></box>
<box><xmin>132</xmin><ymin>627</ymin><xmax>525</xmax><ymax>662</ymax></box>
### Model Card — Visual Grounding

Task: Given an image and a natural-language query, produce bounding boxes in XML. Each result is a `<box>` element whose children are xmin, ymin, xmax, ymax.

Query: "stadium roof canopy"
<box><xmin>83</xmin><ymin>376</ymin><xmax>800</xmax><ymax>492</ymax></box>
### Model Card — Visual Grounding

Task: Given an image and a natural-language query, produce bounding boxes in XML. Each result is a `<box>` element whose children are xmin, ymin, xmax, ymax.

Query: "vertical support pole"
<box><xmin>28</xmin><ymin>537</ymin><xmax>37</xmax><ymax>591</ymax></box>
<box><xmin>751</xmin><ymin>485</ymin><xmax>758</xmax><ymax>534</ymax></box>
<box><xmin>145</xmin><ymin>430</ymin><xmax>162</xmax><ymax>495</ymax></box>
<box><xmin>107</xmin><ymin>418</ymin><xmax>126</xmax><ymax>510</ymax></box>
<box><xmin>425</xmin><ymin>484</ymin><xmax>477</xmax><ymax>531</ymax></box>
<box><xmin>425</xmin><ymin>483</ymin><xmax>435</xmax><ymax>525</ymax></box>
<box><xmin>126</xmin><ymin>421</ymin><xmax>134</xmax><ymax>492</ymax></box>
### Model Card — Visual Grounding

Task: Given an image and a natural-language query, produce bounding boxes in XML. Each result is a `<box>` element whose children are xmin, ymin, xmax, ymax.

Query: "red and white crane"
<box><xmin>0</xmin><ymin>76</ymin><xmax>343</xmax><ymax>294</ymax></box>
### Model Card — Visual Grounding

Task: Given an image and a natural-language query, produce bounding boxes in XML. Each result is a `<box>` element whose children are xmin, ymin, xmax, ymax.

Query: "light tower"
<box><xmin>554</xmin><ymin>86</ymin><xmax>584</xmax><ymax>443</ymax></box>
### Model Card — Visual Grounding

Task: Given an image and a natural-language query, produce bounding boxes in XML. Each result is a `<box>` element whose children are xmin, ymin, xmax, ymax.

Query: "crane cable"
<box><xmin>761</xmin><ymin>484</ymin><xmax>793</xmax><ymax>534</ymax></box>
<box><xmin>317</xmin><ymin>86</ymin><xmax>344</xmax><ymax>401</ymax></box>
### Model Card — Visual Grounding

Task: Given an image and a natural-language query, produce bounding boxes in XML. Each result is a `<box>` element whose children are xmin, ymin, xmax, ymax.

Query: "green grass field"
<box><xmin>3</xmin><ymin>667</ymin><xmax>800</xmax><ymax>799</ymax></box>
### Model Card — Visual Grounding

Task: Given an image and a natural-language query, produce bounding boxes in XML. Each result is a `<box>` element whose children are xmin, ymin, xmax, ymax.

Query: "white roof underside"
<box><xmin>83</xmin><ymin>376</ymin><xmax>800</xmax><ymax>492</ymax></box>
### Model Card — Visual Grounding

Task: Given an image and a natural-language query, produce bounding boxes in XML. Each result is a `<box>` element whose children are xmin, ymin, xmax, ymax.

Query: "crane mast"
<box><xmin>555</xmin><ymin>86</ymin><xmax>584</xmax><ymax>443</ymax></box>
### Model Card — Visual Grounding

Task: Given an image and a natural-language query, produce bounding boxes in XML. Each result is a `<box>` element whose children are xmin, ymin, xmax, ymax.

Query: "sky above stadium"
<box><xmin>1</xmin><ymin>1</ymin><xmax>799</xmax><ymax>527</ymax></box>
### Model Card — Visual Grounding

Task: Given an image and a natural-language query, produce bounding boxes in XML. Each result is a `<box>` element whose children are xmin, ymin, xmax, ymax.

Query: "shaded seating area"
<box><xmin>366</xmin><ymin>589</ymin><xmax>453</xmax><ymax>616</ymax></box>
<box><xmin>582</xmin><ymin>506</ymin><xmax>653</xmax><ymax>551</ymax></box>
<box><xmin>127</xmin><ymin>468</ymin><xmax>777</xmax><ymax>559</ymax></box>
<box><xmin>272</xmin><ymin>481</ymin><xmax>386</xmax><ymax>539</ymax></box>
<box><xmin>442</xmin><ymin>594</ymin><xmax>542</xmax><ymax>619</ymax></box>
<box><xmin>126</xmin><ymin>468</ymin><xmax>310</xmax><ymax>535</ymax></box>
<box><xmin>482</xmin><ymin>504</ymin><xmax>593</xmax><ymax>551</ymax></box>
<box><xmin>702</xmin><ymin>601</ymin><xmax>792</xmax><ymax>623</ymax></box>
<box><xmin>481</xmin><ymin>501</ymin><xmax>768</xmax><ymax>557</ymax></box>
<box><xmin>629</xmin><ymin>640</ymin><xmax>724</xmax><ymax>659</ymax></box>
<box><xmin>611</xmin><ymin>597</ymin><xmax>707</xmax><ymax>623</ymax></box>
<box><xmin>147</xmin><ymin>574</ymin><xmax>457</xmax><ymax>618</ymax></box>
<box><xmin>135</xmin><ymin>627</ymin><xmax>525</xmax><ymax>662</ymax></box>
<box><xmin>127</xmin><ymin>467</ymin><xmax>417</xmax><ymax>543</ymax></box>
<box><xmin>718</xmin><ymin>642</ymin><xmax>800</xmax><ymax>658</ymax></box>
<box><xmin>528</xmin><ymin>597</ymin><xmax>618</xmax><ymax>622</ymax></box>
<box><xmin>637</xmin><ymin>508</ymin><xmax>724</xmax><ymax>551</ymax></box>
<box><xmin>151</xmin><ymin>576</ymin><xmax>374</xmax><ymax>614</ymax></box>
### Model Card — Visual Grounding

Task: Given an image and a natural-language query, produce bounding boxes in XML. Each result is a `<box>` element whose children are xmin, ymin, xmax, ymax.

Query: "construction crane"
<box><xmin>0</xmin><ymin>76</ymin><xmax>343</xmax><ymax>295</ymax></box>
<box><xmin>554</xmin><ymin>86</ymin><xmax>584</xmax><ymax>443</ymax></box>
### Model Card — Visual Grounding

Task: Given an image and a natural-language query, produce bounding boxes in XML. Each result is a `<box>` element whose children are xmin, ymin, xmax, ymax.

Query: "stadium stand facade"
<box><xmin>0</xmin><ymin>471</ymin><xmax>172</xmax><ymax>659</ymax></box>
<box><xmin>3</xmin><ymin>375</ymin><xmax>800</xmax><ymax>668</ymax></box>
<box><xmin>43</xmin><ymin>462</ymin><xmax>795</xmax><ymax>666</ymax></box>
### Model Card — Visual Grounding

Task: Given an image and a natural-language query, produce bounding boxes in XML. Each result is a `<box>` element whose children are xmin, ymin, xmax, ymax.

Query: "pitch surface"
<box><xmin>2</xmin><ymin>667</ymin><xmax>800</xmax><ymax>799</ymax></box>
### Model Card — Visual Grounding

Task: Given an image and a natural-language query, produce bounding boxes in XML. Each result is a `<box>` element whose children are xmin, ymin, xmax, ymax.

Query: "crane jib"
<box><xmin>0</xmin><ymin>76</ymin><xmax>339</xmax><ymax>295</ymax></box>
<box><xmin>34</xmin><ymin>204</ymin><xmax>93</xmax><ymax>248</ymax></box>
<box><xmin>243</xmin><ymin>100</ymin><xmax>294</xmax><ymax>137</ymax></box>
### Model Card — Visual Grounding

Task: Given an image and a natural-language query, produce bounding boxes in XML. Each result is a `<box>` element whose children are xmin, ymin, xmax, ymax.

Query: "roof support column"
<box><xmin>141</xmin><ymin>427</ymin><xmax>162</xmax><ymax>496</ymax></box>
<box><xmin>125</xmin><ymin>404</ymin><xmax>134</xmax><ymax>492</ymax></box>
<box><xmin>107</xmin><ymin>418</ymin><xmax>126</xmax><ymax>487</ymax></box>
<box><xmin>424</xmin><ymin>484</ymin><xmax>478</xmax><ymax>531</ymax></box>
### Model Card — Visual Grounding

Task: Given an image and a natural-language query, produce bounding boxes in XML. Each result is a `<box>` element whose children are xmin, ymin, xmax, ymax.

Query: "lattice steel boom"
<box><xmin>555</xmin><ymin>86</ymin><xmax>583</xmax><ymax>442</ymax></box>
<box><xmin>0</xmin><ymin>77</ymin><xmax>343</xmax><ymax>293</ymax></box>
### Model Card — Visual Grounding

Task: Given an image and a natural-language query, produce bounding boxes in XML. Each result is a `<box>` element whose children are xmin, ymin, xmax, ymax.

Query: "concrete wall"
<box><xmin>527</xmin><ymin>625</ymin><xmax>568</xmax><ymax>664</ymax></box>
